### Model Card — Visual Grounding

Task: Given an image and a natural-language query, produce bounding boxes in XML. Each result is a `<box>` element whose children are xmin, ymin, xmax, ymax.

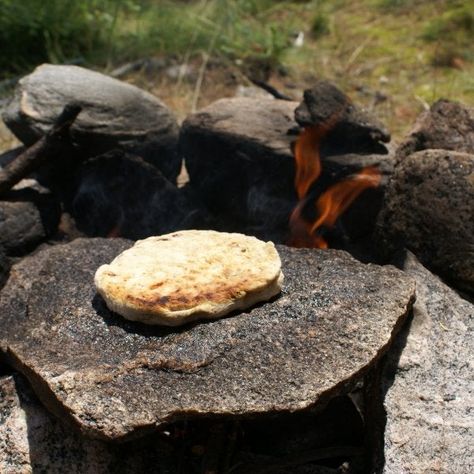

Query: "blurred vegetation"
<box><xmin>0</xmin><ymin>0</ymin><xmax>297</xmax><ymax>77</ymax></box>
<box><xmin>0</xmin><ymin>0</ymin><xmax>473</xmax><ymax>141</ymax></box>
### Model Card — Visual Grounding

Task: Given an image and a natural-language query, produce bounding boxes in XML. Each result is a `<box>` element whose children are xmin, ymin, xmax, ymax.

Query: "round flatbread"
<box><xmin>94</xmin><ymin>230</ymin><xmax>284</xmax><ymax>326</ymax></box>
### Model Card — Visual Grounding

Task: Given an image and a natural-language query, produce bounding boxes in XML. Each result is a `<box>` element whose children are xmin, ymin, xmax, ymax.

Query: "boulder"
<box><xmin>381</xmin><ymin>252</ymin><xmax>474</xmax><ymax>473</ymax></box>
<box><xmin>2</xmin><ymin>64</ymin><xmax>181</xmax><ymax>181</ymax></box>
<box><xmin>376</xmin><ymin>149</ymin><xmax>474</xmax><ymax>292</ymax></box>
<box><xmin>0</xmin><ymin>238</ymin><xmax>415</xmax><ymax>441</ymax></box>
<box><xmin>180</xmin><ymin>97</ymin><xmax>392</xmax><ymax>244</ymax></box>
<box><xmin>0</xmin><ymin>373</ymin><xmax>364</xmax><ymax>473</ymax></box>
<box><xmin>0</xmin><ymin>373</ymin><xmax>177</xmax><ymax>473</ymax></box>
<box><xmin>0</xmin><ymin>189</ymin><xmax>60</xmax><ymax>256</ymax></box>
<box><xmin>396</xmin><ymin>99</ymin><xmax>474</xmax><ymax>160</ymax></box>
<box><xmin>72</xmin><ymin>150</ymin><xmax>211</xmax><ymax>239</ymax></box>
<box><xmin>180</xmin><ymin>97</ymin><xmax>300</xmax><ymax>239</ymax></box>
<box><xmin>294</xmin><ymin>81</ymin><xmax>390</xmax><ymax>155</ymax></box>
<box><xmin>0</xmin><ymin>246</ymin><xmax>8</xmax><ymax>289</ymax></box>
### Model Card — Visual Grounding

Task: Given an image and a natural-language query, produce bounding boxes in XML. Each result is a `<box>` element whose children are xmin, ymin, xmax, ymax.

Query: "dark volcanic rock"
<box><xmin>2</xmin><ymin>64</ymin><xmax>181</xmax><ymax>181</ymax></box>
<box><xmin>294</xmin><ymin>81</ymin><xmax>390</xmax><ymax>155</ymax></box>
<box><xmin>180</xmin><ymin>97</ymin><xmax>300</xmax><ymax>238</ymax></box>
<box><xmin>0</xmin><ymin>246</ymin><xmax>8</xmax><ymax>289</ymax></box>
<box><xmin>376</xmin><ymin>149</ymin><xmax>474</xmax><ymax>292</ymax></box>
<box><xmin>382</xmin><ymin>252</ymin><xmax>474</xmax><ymax>473</ymax></box>
<box><xmin>72</xmin><ymin>150</ymin><xmax>211</xmax><ymax>239</ymax></box>
<box><xmin>0</xmin><ymin>190</ymin><xmax>60</xmax><ymax>255</ymax></box>
<box><xmin>0</xmin><ymin>239</ymin><xmax>415</xmax><ymax>441</ymax></box>
<box><xmin>396</xmin><ymin>99</ymin><xmax>474</xmax><ymax>160</ymax></box>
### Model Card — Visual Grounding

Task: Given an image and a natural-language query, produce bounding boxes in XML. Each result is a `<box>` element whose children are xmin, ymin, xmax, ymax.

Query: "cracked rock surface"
<box><xmin>0</xmin><ymin>238</ymin><xmax>415</xmax><ymax>441</ymax></box>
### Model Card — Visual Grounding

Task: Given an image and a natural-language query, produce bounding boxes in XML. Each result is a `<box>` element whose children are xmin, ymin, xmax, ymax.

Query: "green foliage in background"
<box><xmin>0</xmin><ymin>0</ymin><xmax>473</xmax><ymax>81</ymax></box>
<box><xmin>422</xmin><ymin>5</ymin><xmax>474</xmax><ymax>65</ymax></box>
<box><xmin>0</xmin><ymin>0</ymin><xmax>137</xmax><ymax>74</ymax></box>
<box><xmin>0</xmin><ymin>0</ymin><xmax>297</xmax><ymax>79</ymax></box>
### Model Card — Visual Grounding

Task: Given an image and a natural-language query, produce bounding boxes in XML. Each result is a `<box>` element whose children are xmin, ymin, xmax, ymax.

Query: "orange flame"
<box><xmin>289</xmin><ymin>124</ymin><xmax>381</xmax><ymax>249</ymax></box>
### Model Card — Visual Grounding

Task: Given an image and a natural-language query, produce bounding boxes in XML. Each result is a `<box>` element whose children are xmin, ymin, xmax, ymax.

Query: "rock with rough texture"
<box><xmin>0</xmin><ymin>191</ymin><xmax>60</xmax><ymax>255</ymax></box>
<box><xmin>376</xmin><ymin>149</ymin><xmax>474</xmax><ymax>292</ymax></box>
<box><xmin>72</xmin><ymin>150</ymin><xmax>210</xmax><ymax>239</ymax></box>
<box><xmin>396</xmin><ymin>99</ymin><xmax>474</xmax><ymax>160</ymax></box>
<box><xmin>2</xmin><ymin>64</ymin><xmax>181</xmax><ymax>181</ymax></box>
<box><xmin>0</xmin><ymin>372</ymin><xmax>364</xmax><ymax>473</ymax></box>
<box><xmin>294</xmin><ymin>81</ymin><xmax>390</xmax><ymax>155</ymax></box>
<box><xmin>180</xmin><ymin>97</ymin><xmax>392</xmax><ymax>244</ymax></box>
<box><xmin>180</xmin><ymin>97</ymin><xmax>300</xmax><ymax>238</ymax></box>
<box><xmin>0</xmin><ymin>246</ymin><xmax>8</xmax><ymax>289</ymax></box>
<box><xmin>0</xmin><ymin>373</ymin><xmax>178</xmax><ymax>473</ymax></box>
<box><xmin>0</xmin><ymin>238</ymin><xmax>415</xmax><ymax>441</ymax></box>
<box><xmin>382</xmin><ymin>252</ymin><xmax>474</xmax><ymax>474</ymax></box>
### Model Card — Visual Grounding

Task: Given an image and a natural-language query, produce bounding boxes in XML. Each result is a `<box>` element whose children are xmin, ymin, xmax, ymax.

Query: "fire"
<box><xmin>289</xmin><ymin>124</ymin><xmax>381</xmax><ymax>249</ymax></box>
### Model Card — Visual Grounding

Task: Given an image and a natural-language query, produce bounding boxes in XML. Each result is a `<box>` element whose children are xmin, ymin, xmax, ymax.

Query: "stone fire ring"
<box><xmin>0</xmin><ymin>239</ymin><xmax>415</xmax><ymax>441</ymax></box>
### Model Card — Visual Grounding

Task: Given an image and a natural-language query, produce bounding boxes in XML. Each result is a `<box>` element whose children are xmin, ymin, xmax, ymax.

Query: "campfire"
<box><xmin>289</xmin><ymin>124</ymin><xmax>381</xmax><ymax>249</ymax></box>
<box><xmin>0</xmin><ymin>64</ymin><xmax>472</xmax><ymax>473</ymax></box>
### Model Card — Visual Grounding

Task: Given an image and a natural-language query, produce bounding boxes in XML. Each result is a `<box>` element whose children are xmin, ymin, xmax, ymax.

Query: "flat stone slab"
<box><xmin>382</xmin><ymin>253</ymin><xmax>474</xmax><ymax>473</ymax></box>
<box><xmin>0</xmin><ymin>238</ymin><xmax>415</xmax><ymax>441</ymax></box>
<box><xmin>0</xmin><ymin>373</ymin><xmax>177</xmax><ymax>473</ymax></box>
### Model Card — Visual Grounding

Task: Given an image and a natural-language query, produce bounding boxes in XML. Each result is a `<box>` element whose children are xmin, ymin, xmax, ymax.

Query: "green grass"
<box><xmin>0</xmin><ymin>0</ymin><xmax>299</xmax><ymax>79</ymax></box>
<box><xmin>0</xmin><ymin>0</ymin><xmax>473</xmax><ymax>141</ymax></box>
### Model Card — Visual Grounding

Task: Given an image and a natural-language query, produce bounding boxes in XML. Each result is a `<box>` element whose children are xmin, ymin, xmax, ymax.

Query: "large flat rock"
<box><xmin>0</xmin><ymin>373</ymin><xmax>178</xmax><ymax>473</ymax></box>
<box><xmin>0</xmin><ymin>238</ymin><xmax>415</xmax><ymax>441</ymax></box>
<box><xmin>382</xmin><ymin>253</ymin><xmax>474</xmax><ymax>473</ymax></box>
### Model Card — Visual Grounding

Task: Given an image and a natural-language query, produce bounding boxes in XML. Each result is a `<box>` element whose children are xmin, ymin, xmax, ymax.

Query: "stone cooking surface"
<box><xmin>0</xmin><ymin>239</ymin><xmax>415</xmax><ymax>441</ymax></box>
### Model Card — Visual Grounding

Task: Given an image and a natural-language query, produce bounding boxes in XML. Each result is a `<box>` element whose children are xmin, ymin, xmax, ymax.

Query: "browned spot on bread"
<box><xmin>94</xmin><ymin>230</ymin><xmax>283</xmax><ymax>325</ymax></box>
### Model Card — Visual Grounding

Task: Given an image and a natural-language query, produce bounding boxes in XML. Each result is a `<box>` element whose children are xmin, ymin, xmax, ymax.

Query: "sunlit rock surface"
<box><xmin>382</xmin><ymin>252</ymin><xmax>474</xmax><ymax>473</ymax></box>
<box><xmin>0</xmin><ymin>238</ymin><xmax>415</xmax><ymax>441</ymax></box>
<box><xmin>2</xmin><ymin>64</ymin><xmax>180</xmax><ymax>181</ymax></box>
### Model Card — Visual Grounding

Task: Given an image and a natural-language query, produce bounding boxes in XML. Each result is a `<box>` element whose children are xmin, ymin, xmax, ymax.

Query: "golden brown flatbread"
<box><xmin>94</xmin><ymin>230</ymin><xmax>283</xmax><ymax>326</ymax></box>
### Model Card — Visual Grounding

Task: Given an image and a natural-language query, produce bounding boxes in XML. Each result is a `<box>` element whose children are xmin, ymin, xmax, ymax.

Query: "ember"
<box><xmin>289</xmin><ymin>123</ymin><xmax>381</xmax><ymax>248</ymax></box>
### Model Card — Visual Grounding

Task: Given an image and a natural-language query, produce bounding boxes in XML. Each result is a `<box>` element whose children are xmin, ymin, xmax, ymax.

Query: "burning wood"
<box><xmin>289</xmin><ymin>122</ymin><xmax>381</xmax><ymax>248</ymax></box>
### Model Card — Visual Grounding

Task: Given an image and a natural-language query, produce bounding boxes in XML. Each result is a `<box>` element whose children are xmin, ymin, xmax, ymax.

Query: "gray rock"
<box><xmin>0</xmin><ymin>238</ymin><xmax>415</xmax><ymax>441</ymax></box>
<box><xmin>382</xmin><ymin>252</ymin><xmax>474</xmax><ymax>474</ymax></box>
<box><xmin>0</xmin><ymin>246</ymin><xmax>8</xmax><ymax>289</ymax></box>
<box><xmin>294</xmin><ymin>81</ymin><xmax>390</xmax><ymax>155</ymax></box>
<box><xmin>0</xmin><ymin>372</ymin><xmax>364</xmax><ymax>473</ymax></box>
<box><xmin>180</xmin><ymin>97</ymin><xmax>392</xmax><ymax>245</ymax></box>
<box><xmin>396</xmin><ymin>99</ymin><xmax>474</xmax><ymax>160</ymax></box>
<box><xmin>0</xmin><ymin>194</ymin><xmax>59</xmax><ymax>256</ymax></box>
<box><xmin>180</xmin><ymin>97</ymin><xmax>300</xmax><ymax>238</ymax></box>
<box><xmin>0</xmin><ymin>374</ymin><xmax>111</xmax><ymax>473</ymax></box>
<box><xmin>0</xmin><ymin>373</ymin><xmax>178</xmax><ymax>473</ymax></box>
<box><xmin>2</xmin><ymin>64</ymin><xmax>181</xmax><ymax>181</ymax></box>
<box><xmin>72</xmin><ymin>150</ymin><xmax>212</xmax><ymax>239</ymax></box>
<box><xmin>376</xmin><ymin>149</ymin><xmax>474</xmax><ymax>292</ymax></box>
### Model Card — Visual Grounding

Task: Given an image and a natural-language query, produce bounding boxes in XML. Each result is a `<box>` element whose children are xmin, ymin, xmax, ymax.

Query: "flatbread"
<box><xmin>94</xmin><ymin>230</ymin><xmax>284</xmax><ymax>326</ymax></box>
